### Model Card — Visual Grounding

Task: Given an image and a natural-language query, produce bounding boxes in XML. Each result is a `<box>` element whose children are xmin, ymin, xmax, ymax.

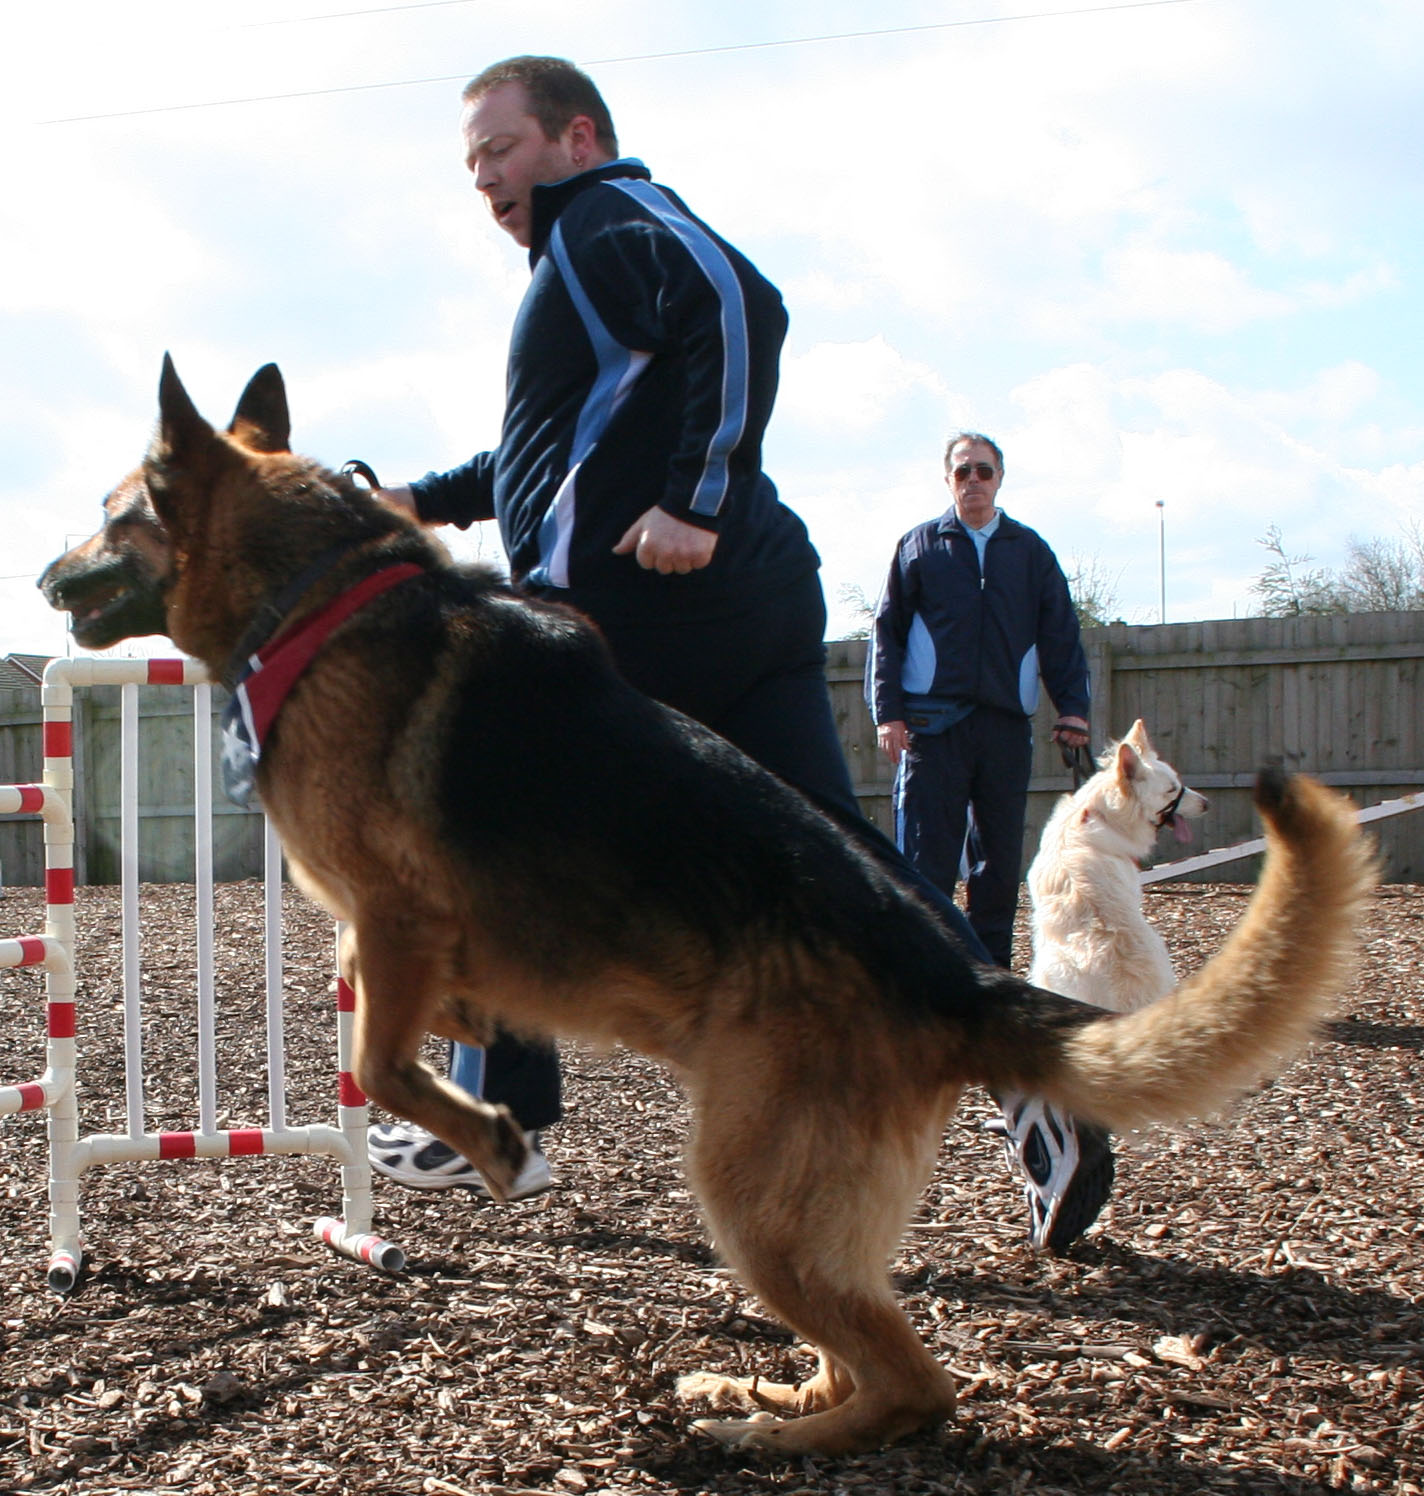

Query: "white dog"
<box><xmin>1027</xmin><ymin>720</ymin><xmax>1209</xmax><ymax>1013</ymax></box>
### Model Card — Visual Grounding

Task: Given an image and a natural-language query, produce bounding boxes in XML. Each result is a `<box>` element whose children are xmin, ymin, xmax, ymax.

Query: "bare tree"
<box><xmin>1252</xmin><ymin>521</ymin><xmax>1424</xmax><ymax>617</ymax></box>
<box><xmin>835</xmin><ymin>582</ymin><xmax>876</xmax><ymax>640</ymax></box>
<box><xmin>1250</xmin><ymin>525</ymin><xmax>1343</xmax><ymax>617</ymax></box>
<box><xmin>1065</xmin><ymin>553</ymin><xmax>1123</xmax><ymax>629</ymax></box>
<box><xmin>1338</xmin><ymin>529</ymin><xmax>1424</xmax><ymax>612</ymax></box>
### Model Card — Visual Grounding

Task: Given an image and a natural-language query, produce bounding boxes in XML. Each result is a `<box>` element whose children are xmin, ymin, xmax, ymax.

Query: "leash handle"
<box><xmin>341</xmin><ymin>459</ymin><xmax>383</xmax><ymax>491</ymax></box>
<box><xmin>1060</xmin><ymin>741</ymin><xmax>1094</xmax><ymax>790</ymax></box>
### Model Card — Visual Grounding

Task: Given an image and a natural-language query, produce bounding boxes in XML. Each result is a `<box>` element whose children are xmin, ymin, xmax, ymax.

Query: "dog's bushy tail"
<box><xmin>984</xmin><ymin>769</ymin><xmax>1376</xmax><ymax>1130</ymax></box>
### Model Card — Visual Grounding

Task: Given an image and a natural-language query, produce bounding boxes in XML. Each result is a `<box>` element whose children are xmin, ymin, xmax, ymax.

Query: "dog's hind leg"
<box><xmin>677</xmin><ymin>1068</ymin><xmax>960</xmax><ymax>1455</ymax></box>
<box><xmin>344</xmin><ymin>917</ymin><xmax>527</xmax><ymax>1200</ymax></box>
<box><xmin>679</xmin><ymin>1232</ymin><xmax>957</xmax><ymax>1455</ymax></box>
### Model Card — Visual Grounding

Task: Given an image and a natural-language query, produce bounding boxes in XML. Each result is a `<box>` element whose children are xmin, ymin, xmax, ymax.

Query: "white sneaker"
<box><xmin>368</xmin><ymin>1121</ymin><xmax>553</xmax><ymax>1199</ymax></box>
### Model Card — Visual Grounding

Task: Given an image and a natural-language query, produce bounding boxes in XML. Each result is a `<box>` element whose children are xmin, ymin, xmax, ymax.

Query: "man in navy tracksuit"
<box><xmin>368</xmin><ymin>56</ymin><xmax>995</xmax><ymax>1200</ymax></box>
<box><xmin>868</xmin><ymin>433</ymin><xmax>1113</xmax><ymax>1252</ymax></box>
<box><xmin>868</xmin><ymin>435</ymin><xmax>1090</xmax><ymax>965</ymax></box>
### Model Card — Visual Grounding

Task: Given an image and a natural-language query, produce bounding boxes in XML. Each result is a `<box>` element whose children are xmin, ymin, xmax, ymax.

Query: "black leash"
<box><xmin>1060</xmin><ymin>741</ymin><xmax>1095</xmax><ymax>791</ymax></box>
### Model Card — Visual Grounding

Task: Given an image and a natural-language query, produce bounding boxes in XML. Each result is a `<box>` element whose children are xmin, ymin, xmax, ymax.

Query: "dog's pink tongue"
<box><xmin>1170</xmin><ymin>814</ymin><xmax>1193</xmax><ymax>845</ymax></box>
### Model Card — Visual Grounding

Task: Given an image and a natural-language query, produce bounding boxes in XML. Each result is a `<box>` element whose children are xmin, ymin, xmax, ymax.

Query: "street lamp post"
<box><xmin>1156</xmin><ymin>500</ymin><xmax>1166</xmax><ymax>624</ymax></box>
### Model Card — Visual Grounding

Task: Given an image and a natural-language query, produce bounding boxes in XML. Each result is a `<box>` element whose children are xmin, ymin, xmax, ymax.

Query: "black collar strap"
<box><xmin>220</xmin><ymin>537</ymin><xmax>366</xmax><ymax>690</ymax></box>
<box><xmin>218</xmin><ymin>560</ymin><xmax>423</xmax><ymax>808</ymax></box>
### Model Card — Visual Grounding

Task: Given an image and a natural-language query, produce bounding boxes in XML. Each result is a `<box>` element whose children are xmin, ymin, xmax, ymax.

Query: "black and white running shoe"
<box><xmin>368</xmin><ymin>1122</ymin><xmax>553</xmax><ymax>1199</ymax></box>
<box><xmin>986</xmin><ymin>1093</ymin><xmax>1114</xmax><ymax>1253</ymax></box>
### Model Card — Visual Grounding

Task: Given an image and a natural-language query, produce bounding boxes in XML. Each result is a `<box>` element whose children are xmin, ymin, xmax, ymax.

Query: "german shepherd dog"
<box><xmin>40</xmin><ymin>360</ymin><xmax>1375</xmax><ymax>1456</ymax></box>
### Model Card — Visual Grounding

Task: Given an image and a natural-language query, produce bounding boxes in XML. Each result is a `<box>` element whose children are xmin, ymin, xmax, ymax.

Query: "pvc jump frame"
<box><xmin>0</xmin><ymin>656</ymin><xmax>404</xmax><ymax>1292</ymax></box>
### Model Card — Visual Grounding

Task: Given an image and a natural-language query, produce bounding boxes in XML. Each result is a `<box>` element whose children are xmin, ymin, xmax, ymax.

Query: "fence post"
<box><xmin>1085</xmin><ymin>632</ymin><xmax>1114</xmax><ymax>749</ymax></box>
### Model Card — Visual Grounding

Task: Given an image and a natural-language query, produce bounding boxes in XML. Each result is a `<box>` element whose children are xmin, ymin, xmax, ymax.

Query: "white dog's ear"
<box><xmin>1125</xmin><ymin>718</ymin><xmax>1152</xmax><ymax>754</ymax></box>
<box><xmin>1116</xmin><ymin>740</ymin><xmax>1142</xmax><ymax>782</ymax></box>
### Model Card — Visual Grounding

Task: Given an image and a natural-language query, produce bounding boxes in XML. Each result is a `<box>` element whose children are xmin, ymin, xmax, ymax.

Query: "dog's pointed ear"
<box><xmin>1125</xmin><ymin>719</ymin><xmax>1151</xmax><ymax>754</ymax></box>
<box><xmin>1115</xmin><ymin>740</ymin><xmax>1142</xmax><ymax>782</ymax></box>
<box><xmin>227</xmin><ymin>363</ymin><xmax>290</xmax><ymax>453</ymax></box>
<box><xmin>150</xmin><ymin>353</ymin><xmax>216</xmax><ymax>465</ymax></box>
<box><xmin>145</xmin><ymin>354</ymin><xmax>222</xmax><ymax>532</ymax></box>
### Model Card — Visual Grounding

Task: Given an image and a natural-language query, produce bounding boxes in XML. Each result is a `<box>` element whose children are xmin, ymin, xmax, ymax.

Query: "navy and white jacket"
<box><xmin>866</xmin><ymin>509</ymin><xmax>1090</xmax><ymax>727</ymax></box>
<box><xmin>411</xmin><ymin>159</ymin><xmax>818</xmax><ymax>614</ymax></box>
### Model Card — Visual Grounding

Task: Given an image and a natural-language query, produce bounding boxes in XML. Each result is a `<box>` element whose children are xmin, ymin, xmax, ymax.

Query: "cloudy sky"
<box><xmin>3</xmin><ymin>0</ymin><xmax>1420</xmax><ymax>658</ymax></box>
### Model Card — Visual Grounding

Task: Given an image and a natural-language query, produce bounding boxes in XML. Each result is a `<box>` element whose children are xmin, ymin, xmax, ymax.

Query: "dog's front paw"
<box><xmin>477</xmin><ymin>1104</ymin><xmax>529</xmax><ymax>1203</ymax></box>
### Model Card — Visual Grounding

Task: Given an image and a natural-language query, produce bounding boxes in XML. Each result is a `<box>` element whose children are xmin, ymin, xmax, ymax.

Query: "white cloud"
<box><xmin>1</xmin><ymin>134</ymin><xmax>233</xmax><ymax>326</ymax></box>
<box><xmin>1297</xmin><ymin>263</ymin><xmax>1400</xmax><ymax>309</ymax></box>
<box><xmin>1255</xmin><ymin>362</ymin><xmax>1383</xmax><ymax>427</ymax></box>
<box><xmin>777</xmin><ymin>337</ymin><xmax>950</xmax><ymax>435</ymax></box>
<box><xmin>1097</xmin><ymin>245</ymin><xmax>1295</xmax><ymax>331</ymax></box>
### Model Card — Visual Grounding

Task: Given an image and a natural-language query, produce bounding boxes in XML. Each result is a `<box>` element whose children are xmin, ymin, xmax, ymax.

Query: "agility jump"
<box><xmin>0</xmin><ymin>655</ymin><xmax>404</xmax><ymax>1291</ymax></box>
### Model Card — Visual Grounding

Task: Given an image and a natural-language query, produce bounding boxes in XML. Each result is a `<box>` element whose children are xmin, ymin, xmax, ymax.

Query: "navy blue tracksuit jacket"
<box><xmin>410</xmin><ymin>157</ymin><xmax>818</xmax><ymax>619</ymax></box>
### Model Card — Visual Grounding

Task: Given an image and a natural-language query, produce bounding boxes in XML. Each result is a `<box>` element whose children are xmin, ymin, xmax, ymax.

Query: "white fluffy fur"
<box><xmin>1028</xmin><ymin>720</ymin><xmax>1209</xmax><ymax>1013</ymax></box>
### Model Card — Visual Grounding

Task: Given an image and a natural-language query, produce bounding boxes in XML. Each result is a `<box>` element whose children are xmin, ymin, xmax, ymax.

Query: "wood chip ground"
<box><xmin>0</xmin><ymin>879</ymin><xmax>1420</xmax><ymax>1495</ymax></box>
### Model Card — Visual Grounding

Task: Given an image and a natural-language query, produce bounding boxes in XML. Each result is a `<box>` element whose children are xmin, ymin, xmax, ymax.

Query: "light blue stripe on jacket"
<box><xmin>608</xmin><ymin>178</ymin><xmax>750</xmax><ymax>517</ymax></box>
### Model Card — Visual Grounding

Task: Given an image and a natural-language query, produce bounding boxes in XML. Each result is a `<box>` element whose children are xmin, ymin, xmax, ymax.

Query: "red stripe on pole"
<box><xmin>339</xmin><ymin>1071</ymin><xmax>366</xmax><ymax>1107</ymax></box>
<box><xmin>228</xmin><ymin>1129</ymin><xmax>266</xmax><ymax>1155</ymax></box>
<box><xmin>147</xmin><ymin>659</ymin><xmax>187</xmax><ymax>685</ymax></box>
<box><xmin>18</xmin><ymin>1083</ymin><xmax>46</xmax><ymax>1111</ymax></box>
<box><xmin>47</xmin><ymin>1003</ymin><xmax>76</xmax><ymax>1039</ymax></box>
<box><xmin>18</xmin><ymin>937</ymin><xmax>47</xmax><ymax>967</ymax></box>
<box><xmin>43</xmin><ymin>721</ymin><xmax>72</xmax><ymax>758</ymax></box>
<box><xmin>158</xmin><ymin>1132</ymin><xmax>197</xmax><ymax>1158</ymax></box>
<box><xmin>46</xmin><ymin>867</ymin><xmax>75</xmax><ymax>905</ymax></box>
<box><xmin>335</xmin><ymin>976</ymin><xmax>356</xmax><ymax>1012</ymax></box>
<box><xmin>18</xmin><ymin>785</ymin><xmax>45</xmax><ymax>813</ymax></box>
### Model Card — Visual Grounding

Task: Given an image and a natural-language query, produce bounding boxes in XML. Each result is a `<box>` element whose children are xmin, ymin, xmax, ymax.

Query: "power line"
<box><xmin>42</xmin><ymin>0</ymin><xmax>1196</xmax><ymax>125</ymax></box>
<box><xmin>596</xmin><ymin>1</ymin><xmax>1194</xmax><ymax>68</ymax></box>
<box><xmin>236</xmin><ymin>0</ymin><xmax>481</xmax><ymax>26</ymax></box>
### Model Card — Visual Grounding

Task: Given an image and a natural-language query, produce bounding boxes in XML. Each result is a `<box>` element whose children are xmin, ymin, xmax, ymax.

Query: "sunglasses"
<box><xmin>952</xmin><ymin>462</ymin><xmax>998</xmax><ymax>482</ymax></box>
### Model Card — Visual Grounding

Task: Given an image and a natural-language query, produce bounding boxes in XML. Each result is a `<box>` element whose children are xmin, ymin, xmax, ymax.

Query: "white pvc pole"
<box><xmin>120</xmin><ymin>684</ymin><xmax>143</xmax><ymax>1137</ymax></box>
<box><xmin>193</xmin><ymin>683</ymin><xmax>217</xmax><ymax>1136</ymax></box>
<box><xmin>264</xmin><ymin>815</ymin><xmax>286</xmax><ymax>1131</ymax></box>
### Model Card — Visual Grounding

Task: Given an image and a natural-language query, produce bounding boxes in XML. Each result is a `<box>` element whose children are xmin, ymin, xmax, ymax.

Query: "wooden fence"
<box><xmin>3</xmin><ymin>610</ymin><xmax>1422</xmax><ymax>887</ymax></box>
<box><xmin>830</xmin><ymin>609</ymin><xmax>1424</xmax><ymax>884</ymax></box>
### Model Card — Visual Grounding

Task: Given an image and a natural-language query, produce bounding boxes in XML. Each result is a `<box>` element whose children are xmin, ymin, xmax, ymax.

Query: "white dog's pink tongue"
<box><xmin>1170</xmin><ymin>814</ymin><xmax>1193</xmax><ymax>845</ymax></box>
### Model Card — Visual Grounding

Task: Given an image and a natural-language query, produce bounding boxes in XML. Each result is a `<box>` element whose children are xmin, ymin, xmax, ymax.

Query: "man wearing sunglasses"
<box><xmin>866</xmin><ymin>432</ymin><xmax>1110</xmax><ymax>1253</ymax></box>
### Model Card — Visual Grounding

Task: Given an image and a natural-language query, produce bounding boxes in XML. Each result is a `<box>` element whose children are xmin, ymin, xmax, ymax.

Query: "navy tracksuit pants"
<box><xmin>893</xmin><ymin>705</ymin><xmax>1034</xmax><ymax>969</ymax></box>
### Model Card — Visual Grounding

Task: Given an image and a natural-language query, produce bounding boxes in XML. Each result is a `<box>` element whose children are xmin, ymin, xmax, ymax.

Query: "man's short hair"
<box><xmin>463</xmin><ymin>56</ymin><xmax>619</xmax><ymax>156</ymax></box>
<box><xmin>944</xmin><ymin>431</ymin><xmax>1004</xmax><ymax>474</ymax></box>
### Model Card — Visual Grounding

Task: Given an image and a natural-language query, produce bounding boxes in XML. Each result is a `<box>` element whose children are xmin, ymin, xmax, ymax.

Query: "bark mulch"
<box><xmin>0</xmin><ymin>879</ymin><xmax>1419</xmax><ymax>1496</ymax></box>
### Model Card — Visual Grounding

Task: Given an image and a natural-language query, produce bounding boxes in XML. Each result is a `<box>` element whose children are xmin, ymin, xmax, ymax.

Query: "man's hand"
<box><xmin>613</xmin><ymin>506</ymin><xmax>718</xmax><ymax>574</ymax></box>
<box><xmin>877</xmin><ymin>721</ymin><xmax>910</xmax><ymax>766</ymax></box>
<box><xmin>1050</xmin><ymin>715</ymin><xmax>1090</xmax><ymax>749</ymax></box>
<box><xmin>374</xmin><ymin>483</ymin><xmax>418</xmax><ymax>518</ymax></box>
